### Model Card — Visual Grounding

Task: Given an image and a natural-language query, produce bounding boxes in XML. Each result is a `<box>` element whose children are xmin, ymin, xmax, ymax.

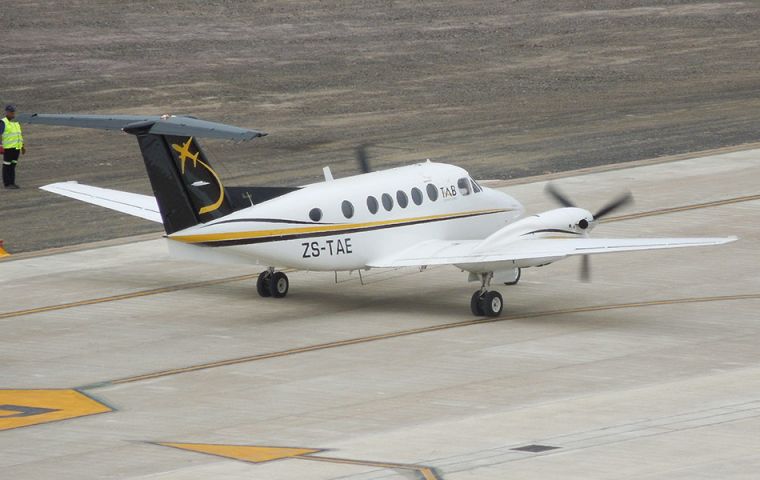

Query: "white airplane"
<box><xmin>20</xmin><ymin>113</ymin><xmax>736</xmax><ymax>317</ymax></box>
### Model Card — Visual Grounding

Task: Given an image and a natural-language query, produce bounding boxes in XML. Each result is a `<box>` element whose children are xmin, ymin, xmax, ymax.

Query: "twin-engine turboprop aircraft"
<box><xmin>19</xmin><ymin>113</ymin><xmax>736</xmax><ymax>316</ymax></box>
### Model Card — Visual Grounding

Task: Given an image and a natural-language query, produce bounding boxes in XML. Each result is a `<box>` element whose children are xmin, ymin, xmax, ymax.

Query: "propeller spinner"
<box><xmin>545</xmin><ymin>183</ymin><xmax>634</xmax><ymax>282</ymax></box>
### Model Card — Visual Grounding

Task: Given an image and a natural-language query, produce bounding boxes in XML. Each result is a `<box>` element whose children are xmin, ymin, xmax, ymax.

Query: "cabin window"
<box><xmin>411</xmin><ymin>187</ymin><xmax>423</xmax><ymax>205</ymax></box>
<box><xmin>341</xmin><ymin>200</ymin><xmax>354</xmax><ymax>219</ymax></box>
<box><xmin>426</xmin><ymin>183</ymin><xmax>439</xmax><ymax>201</ymax></box>
<box><xmin>396</xmin><ymin>190</ymin><xmax>409</xmax><ymax>208</ymax></box>
<box><xmin>309</xmin><ymin>208</ymin><xmax>323</xmax><ymax>222</ymax></box>
<box><xmin>457</xmin><ymin>177</ymin><xmax>471</xmax><ymax>196</ymax></box>
<box><xmin>381</xmin><ymin>193</ymin><xmax>394</xmax><ymax>211</ymax></box>
<box><xmin>367</xmin><ymin>196</ymin><xmax>379</xmax><ymax>214</ymax></box>
<box><xmin>471</xmin><ymin>178</ymin><xmax>482</xmax><ymax>193</ymax></box>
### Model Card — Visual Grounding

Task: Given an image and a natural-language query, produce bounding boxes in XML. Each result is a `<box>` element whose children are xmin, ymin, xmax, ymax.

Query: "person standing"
<box><xmin>1</xmin><ymin>104</ymin><xmax>26</xmax><ymax>189</ymax></box>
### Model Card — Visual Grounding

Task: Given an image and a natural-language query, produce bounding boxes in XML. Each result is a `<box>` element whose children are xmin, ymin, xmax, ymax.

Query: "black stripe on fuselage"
<box><xmin>520</xmin><ymin>228</ymin><xmax>580</xmax><ymax>236</ymax></box>
<box><xmin>203</xmin><ymin>217</ymin><xmax>335</xmax><ymax>227</ymax></box>
<box><xmin>196</xmin><ymin>209</ymin><xmax>510</xmax><ymax>247</ymax></box>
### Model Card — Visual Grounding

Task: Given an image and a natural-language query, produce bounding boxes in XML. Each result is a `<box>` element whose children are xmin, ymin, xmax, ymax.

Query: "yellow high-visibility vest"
<box><xmin>1</xmin><ymin>117</ymin><xmax>23</xmax><ymax>149</ymax></box>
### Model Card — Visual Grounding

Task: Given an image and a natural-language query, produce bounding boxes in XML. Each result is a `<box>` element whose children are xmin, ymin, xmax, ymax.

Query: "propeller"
<box><xmin>545</xmin><ymin>183</ymin><xmax>577</xmax><ymax>208</ymax></box>
<box><xmin>592</xmin><ymin>191</ymin><xmax>634</xmax><ymax>220</ymax></box>
<box><xmin>580</xmin><ymin>254</ymin><xmax>591</xmax><ymax>282</ymax></box>
<box><xmin>356</xmin><ymin>143</ymin><xmax>371</xmax><ymax>174</ymax></box>
<box><xmin>544</xmin><ymin>184</ymin><xmax>634</xmax><ymax>282</ymax></box>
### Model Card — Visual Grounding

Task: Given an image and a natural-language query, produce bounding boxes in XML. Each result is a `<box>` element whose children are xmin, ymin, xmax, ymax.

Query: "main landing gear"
<box><xmin>256</xmin><ymin>268</ymin><xmax>289</xmax><ymax>298</ymax></box>
<box><xmin>470</xmin><ymin>272</ymin><xmax>503</xmax><ymax>317</ymax></box>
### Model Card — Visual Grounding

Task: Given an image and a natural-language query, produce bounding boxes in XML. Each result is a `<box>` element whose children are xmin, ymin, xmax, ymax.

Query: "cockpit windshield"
<box><xmin>457</xmin><ymin>177</ymin><xmax>471</xmax><ymax>196</ymax></box>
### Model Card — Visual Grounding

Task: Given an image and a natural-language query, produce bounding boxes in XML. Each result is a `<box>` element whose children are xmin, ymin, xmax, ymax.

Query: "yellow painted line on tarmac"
<box><xmin>157</xmin><ymin>442</ymin><xmax>443</xmax><ymax>479</ymax></box>
<box><xmin>303</xmin><ymin>455</ymin><xmax>442</xmax><ymax>479</ymax></box>
<box><xmin>603</xmin><ymin>193</ymin><xmax>760</xmax><ymax>223</ymax></box>
<box><xmin>0</xmin><ymin>273</ymin><xmax>260</xmax><ymax>320</ymax></box>
<box><xmin>0</xmin><ymin>389</ymin><xmax>112</xmax><ymax>431</ymax></box>
<box><xmin>95</xmin><ymin>293</ymin><xmax>760</xmax><ymax>388</ymax></box>
<box><xmin>159</xmin><ymin>443</ymin><xmax>322</xmax><ymax>463</ymax></box>
<box><xmin>0</xmin><ymin>232</ymin><xmax>162</xmax><ymax>262</ymax></box>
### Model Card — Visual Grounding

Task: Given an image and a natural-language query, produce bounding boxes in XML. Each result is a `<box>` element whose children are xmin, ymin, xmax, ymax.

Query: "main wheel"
<box><xmin>269</xmin><ymin>271</ymin><xmax>289</xmax><ymax>298</ymax></box>
<box><xmin>256</xmin><ymin>271</ymin><xmax>272</xmax><ymax>297</ymax></box>
<box><xmin>470</xmin><ymin>291</ymin><xmax>485</xmax><ymax>316</ymax></box>
<box><xmin>480</xmin><ymin>291</ymin><xmax>503</xmax><ymax>317</ymax></box>
<box><xmin>504</xmin><ymin>268</ymin><xmax>522</xmax><ymax>286</ymax></box>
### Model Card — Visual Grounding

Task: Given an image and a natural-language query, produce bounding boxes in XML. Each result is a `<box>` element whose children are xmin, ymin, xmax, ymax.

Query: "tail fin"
<box><xmin>124</xmin><ymin>124</ymin><xmax>233</xmax><ymax>234</ymax></box>
<box><xmin>17</xmin><ymin>113</ymin><xmax>269</xmax><ymax>234</ymax></box>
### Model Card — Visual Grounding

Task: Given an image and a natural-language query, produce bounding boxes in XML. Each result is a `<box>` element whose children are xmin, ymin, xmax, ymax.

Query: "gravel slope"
<box><xmin>1</xmin><ymin>1</ymin><xmax>759</xmax><ymax>252</ymax></box>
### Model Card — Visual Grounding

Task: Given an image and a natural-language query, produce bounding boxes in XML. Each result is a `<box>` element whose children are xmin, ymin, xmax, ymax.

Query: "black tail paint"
<box><xmin>124</xmin><ymin>123</ymin><xmax>232</xmax><ymax>234</ymax></box>
<box><xmin>124</xmin><ymin>123</ymin><xmax>299</xmax><ymax>235</ymax></box>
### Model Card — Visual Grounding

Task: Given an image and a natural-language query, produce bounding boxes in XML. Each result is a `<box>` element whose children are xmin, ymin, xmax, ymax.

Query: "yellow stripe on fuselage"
<box><xmin>170</xmin><ymin>208</ymin><xmax>509</xmax><ymax>244</ymax></box>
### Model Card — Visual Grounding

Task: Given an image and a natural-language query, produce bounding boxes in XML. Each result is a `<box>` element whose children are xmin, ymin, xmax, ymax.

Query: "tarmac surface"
<box><xmin>1</xmin><ymin>147</ymin><xmax>758</xmax><ymax>479</ymax></box>
<box><xmin>2</xmin><ymin>1</ymin><xmax>760</xmax><ymax>252</ymax></box>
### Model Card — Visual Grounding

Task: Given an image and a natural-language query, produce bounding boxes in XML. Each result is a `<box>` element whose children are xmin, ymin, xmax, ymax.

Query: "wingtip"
<box><xmin>40</xmin><ymin>180</ymin><xmax>79</xmax><ymax>192</ymax></box>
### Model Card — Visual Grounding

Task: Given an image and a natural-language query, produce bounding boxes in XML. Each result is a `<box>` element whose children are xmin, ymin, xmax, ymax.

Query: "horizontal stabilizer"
<box><xmin>40</xmin><ymin>182</ymin><xmax>162</xmax><ymax>223</ymax></box>
<box><xmin>16</xmin><ymin>113</ymin><xmax>266</xmax><ymax>141</ymax></box>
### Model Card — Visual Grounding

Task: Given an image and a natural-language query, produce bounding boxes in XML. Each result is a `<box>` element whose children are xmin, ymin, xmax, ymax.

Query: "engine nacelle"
<box><xmin>473</xmin><ymin>207</ymin><xmax>593</xmax><ymax>252</ymax></box>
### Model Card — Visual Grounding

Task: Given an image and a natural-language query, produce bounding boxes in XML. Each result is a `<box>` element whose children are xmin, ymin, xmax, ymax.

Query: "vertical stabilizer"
<box><xmin>124</xmin><ymin>123</ymin><xmax>234</xmax><ymax>234</ymax></box>
<box><xmin>16</xmin><ymin>113</ymin><xmax>269</xmax><ymax>234</ymax></box>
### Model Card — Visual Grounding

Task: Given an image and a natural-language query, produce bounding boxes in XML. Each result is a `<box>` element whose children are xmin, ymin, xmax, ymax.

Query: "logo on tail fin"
<box><xmin>171</xmin><ymin>137</ymin><xmax>226</xmax><ymax>215</ymax></box>
<box><xmin>172</xmin><ymin>138</ymin><xmax>200</xmax><ymax>173</ymax></box>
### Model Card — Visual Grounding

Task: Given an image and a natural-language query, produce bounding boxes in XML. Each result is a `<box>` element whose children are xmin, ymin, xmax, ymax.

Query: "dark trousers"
<box><xmin>2</xmin><ymin>148</ymin><xmax>20</xmax><ymax>186</ymax></box>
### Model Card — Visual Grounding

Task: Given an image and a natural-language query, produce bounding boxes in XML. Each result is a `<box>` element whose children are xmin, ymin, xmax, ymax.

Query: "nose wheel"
<box><xmin>256</xmin><ymin>269</ymin><xmax>289</xmax><ymax>298</ymax></box>
<box><xmin>470</xmin><ymin>290</ymin><xmax>503</xmax><ymax>317</ymax></box>
<box><xmin>470</xmin><ymin>272</ymin><xmax>503</xmax><ymax>317</ymax></box>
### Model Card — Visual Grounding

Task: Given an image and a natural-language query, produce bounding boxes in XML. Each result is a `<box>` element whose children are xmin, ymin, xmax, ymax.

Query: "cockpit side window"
<box><xmin>457</xmin><ymin>177</ymin><xmax>471</xmax><ymax>196</ymax></box>
<box><xmin>470</xmin><ymin>177</ymin><xmax>482</xmax><ymax>193</ymax></box>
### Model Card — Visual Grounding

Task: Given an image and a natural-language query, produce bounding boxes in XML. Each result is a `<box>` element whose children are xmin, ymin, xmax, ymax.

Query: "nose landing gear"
<box><xmin>256</xmin><ymin>268</ymin><xmax>289</xmax><ymax>298</ymax></box>
<box><xmin>470</xmin><ymin>272</ymin><xmax>503</xmax><ymax>317</ymax></box>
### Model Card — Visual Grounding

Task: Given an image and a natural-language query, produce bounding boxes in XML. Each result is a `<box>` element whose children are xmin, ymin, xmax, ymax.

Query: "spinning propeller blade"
<box><xmin>592</xmin><ymin>191</ymin><xmax>634</xmax><ymax>220</ymax></box>
<box><xmin>356</xmin><ymin>144</ymin><xmax>371</xmax><ymax>173</ymax></box>
<box><xmin>580</xmin><ymin>255</ymin><xmax>591</xmax><ymax>283</ymax></box>
<box><xmin>544</xmin><ymin>183</ymin><xmax>576</xmax><ymax>208</ymax></box>
<box><xmin>545</xmin><ymin>183</ymin><xmax>635</xmax><ymax>282</ymax></box>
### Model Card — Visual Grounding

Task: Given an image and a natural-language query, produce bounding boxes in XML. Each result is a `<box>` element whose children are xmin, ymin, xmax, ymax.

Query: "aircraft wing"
<box><xmin>40</xmin><ymin>181</ymin><xmax>162</xmax><ymax>223</ymax></box>
<box><xmin>367</xmin><ymin>236</ymin><xmax>737</xmax><ymax>269</ymax></box>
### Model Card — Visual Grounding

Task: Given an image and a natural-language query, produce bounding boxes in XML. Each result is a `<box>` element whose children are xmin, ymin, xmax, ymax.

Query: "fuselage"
<box><xmin>169</xmin><ymin>162</ymin><xmax>524</xmax><ymax>270</ymax></box>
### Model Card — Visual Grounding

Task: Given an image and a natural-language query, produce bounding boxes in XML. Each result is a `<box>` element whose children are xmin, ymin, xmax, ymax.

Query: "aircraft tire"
<box><xmin>470</xmin><ymin>291</ymin><xmax>485</xmax><ymax>316</ymax></box>
<box><xmin>256</xmin><ymin>271</ymin><xmax>272</xmax><ymax>297</ymax></box>
<box><xmin>270</xmin><ymin>272</ymin><xmax>289</xmax><ymax>298</ymax></box>
<box><xmin>480</xmin><ymin>291</ymin><xmax>503</xmax><ymax>317</ymax></box>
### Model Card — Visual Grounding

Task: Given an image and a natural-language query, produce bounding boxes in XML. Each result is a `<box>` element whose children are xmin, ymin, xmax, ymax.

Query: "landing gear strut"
<box><xmin>470</xmin><ymin>272</ymin><xmax>503</xmax><ymax>317</ymax></box>
<box><xmin>256</xmin><ymin>268</ymin><xmax>289</xmax><ymax>298</ymax></box>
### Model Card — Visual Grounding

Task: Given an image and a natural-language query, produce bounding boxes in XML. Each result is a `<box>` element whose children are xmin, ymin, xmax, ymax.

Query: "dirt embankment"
<box><xmin>1</xmin><ymin>1</ymin><xmax>759</xmax><ymax>252</ymax></box>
